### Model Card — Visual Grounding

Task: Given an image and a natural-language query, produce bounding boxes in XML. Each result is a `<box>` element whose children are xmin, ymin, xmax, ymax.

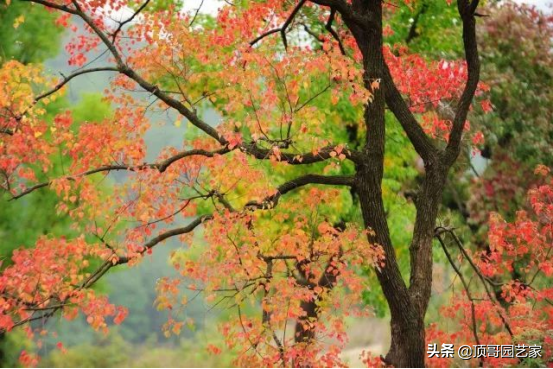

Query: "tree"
<box><xmin>0</xmin><ymin>3</ymin><xmax>72</xmax><ymax>366</ymax></box>
<box><xmin>0</xmin><ymin>0</ymin><xmax>63</xmax><ymax>64</ymax></box>
<box><xmin>426</xmin><ymin>165</ymin><xmax>553</xmax><ymax>368</ymax></box>
<box><xmin>467</xmin><ymin>2</ymin><xmax>553</xmax><ymax>230</ymax></box>
<box><xmin>0</xmin><ymin>0</ymin><xmax>495</xmax><ymax>367</ymax></box>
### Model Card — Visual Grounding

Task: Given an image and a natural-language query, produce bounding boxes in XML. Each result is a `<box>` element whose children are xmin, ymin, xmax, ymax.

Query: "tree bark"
<box><xmin>347</xmin><ymin>0</ymin><xmax>427</xmax><ymax>366</ymax></box>
<box><xmin>295</xmin><ymin>299</ymin><xmax>318</xmax><ymax>344</ymax></box>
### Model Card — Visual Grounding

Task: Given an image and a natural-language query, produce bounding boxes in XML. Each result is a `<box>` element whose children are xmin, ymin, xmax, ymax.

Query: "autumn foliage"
<box><xmin>427</xmin><ymin>166</ymin><xmax>553</xmax><ymax>367</ymax></box>
<box><xmin>0</xmin><ymin>0</ymin><xmax>552</xmax><ymax>367</ymax></box>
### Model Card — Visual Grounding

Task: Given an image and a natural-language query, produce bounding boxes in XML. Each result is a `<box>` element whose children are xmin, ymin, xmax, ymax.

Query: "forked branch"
<box><xmin>249</xmin><ymin>0</ymin><xmax>307</xmax><ymax>48</ymax></box>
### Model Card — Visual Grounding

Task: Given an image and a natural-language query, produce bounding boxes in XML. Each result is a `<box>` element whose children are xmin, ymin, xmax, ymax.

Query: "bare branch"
<box><xmin>110</xmin><ymin>0</ymin><xmax>151</xmax><ymax>42</ymax></box>
<box><xmin>189</xmin><ymin>0</ymin><xmax>205</xmax><ymax>27</ymax></box>
<box><xmin>34</xmin><ymin>67</ymin><xmax>119</xmax><ymax>103</ymax></box>
<box><xmin>444</xmin><ymin>0</ymin><xmax>481</xmax><ymax>165</ymax></box>
<box><xmin>249</xmin><ymin>28</ymin><xmax>281</xmax><ymax>47</ymax></box>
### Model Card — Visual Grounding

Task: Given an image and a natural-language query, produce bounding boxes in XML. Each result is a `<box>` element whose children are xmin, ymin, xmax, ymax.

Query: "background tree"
<box><xmin>0</xmin><ymin>4</ymin><xmax>68</xmax><ymax>366</ymax></box>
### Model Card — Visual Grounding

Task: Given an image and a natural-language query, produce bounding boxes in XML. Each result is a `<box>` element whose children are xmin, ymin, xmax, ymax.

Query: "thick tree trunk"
<box><xmin>387</xmin><ymin>314</ymin><xmax>426</xmax><ymax>367</ymax></box>
<box><xmin>342</xmin><ymin>0</ymin><xmax>478</xmax><ymax>365</ymax></box>
<box><xmin>357</xmin><ymin>166</ymin><xmax>445</xmax><ymax>367</ymax></box>
<box><xmin>357</xmin><ymin>168</ymin><xmax>427</xmax><ymax>367</ymax></box>
<box><xmin>349</xmin><ymin>0</ymin><xmax>431</xmax><ymax>366</ymax></box>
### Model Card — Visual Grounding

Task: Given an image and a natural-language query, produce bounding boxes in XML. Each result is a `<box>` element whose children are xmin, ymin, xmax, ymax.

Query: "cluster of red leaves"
<box><xmin>427</xmin><ymin>166</ymin><xmax>553</xmax><ymax>367</ymax></box>
<box><xmin>0</xmin><ymin>236</ymin><xmax>127</xmax><ymax>333</ymax></box>
<box><xmin>385</xmin><ymin>45</ymin><xmax>490</xmax><ymax>144</ymax></box>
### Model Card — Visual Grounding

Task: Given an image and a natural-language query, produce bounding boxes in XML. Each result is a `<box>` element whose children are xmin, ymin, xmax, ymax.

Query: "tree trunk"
<box><xmin>357</xmin><ymin>166</ymin><xmax>446</xmax><ymax>367</ymax></box>
<box><xmin>386</xmin><ymin>314</ymin><xmax>426</xmax><ymax>367</ymax></box>
<box><xmin>0</xmin><ymin>333</ymin><xmax>6</xmax><ymax>366</ymax></box>
<box><xmin>409</xmin><ymin>167</ymin><xmax>447</xmax><ymax>316</ymax></box>
<box><xmin>295</xmin><ymin>299</ymin><xmax>317</xmax><ymax>344</ymax></box>
<box><xmin>348</xmin><ymin>0</ymin><xmax>430</xmax><ymax>366</ymax></box>
<box><xmin>357</xmin><ymin>167</ymin><xmax>427</xmax><ymax>367</ymax></box>
<box><xmin>343</xmin><ymin>0</ymin><xmax>477</xmax><ymax>365</ymax></box>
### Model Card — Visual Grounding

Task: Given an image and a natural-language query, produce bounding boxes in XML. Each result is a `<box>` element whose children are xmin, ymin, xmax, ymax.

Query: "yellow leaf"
<box><xmin>174</xmin><ymin>119</ymin><xmax>181</xmax><ymax>127</ymax></box>
<box><xmin>13</xmin><ymin>15</ymin><xmax>24</xmax><ymax>29</ymax></box>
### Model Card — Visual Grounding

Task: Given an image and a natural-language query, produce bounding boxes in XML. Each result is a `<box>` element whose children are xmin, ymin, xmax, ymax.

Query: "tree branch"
<box><xmin>382</xmin><ymin>64</ymin><xmax>438</xmax><ymax>164</ymax></box>
<box><xmin>436</xmin><ymin>232</ymin><xmax>482</xmax><ymax>361</ymax></box>
<box><xmin>156</xmin><ymin>148</ymin><xmax>231</xmax><ymax>172</ymax></box>
<box><xmin>9</xmin><ymin>143</ymin><xmax>358</xmax><ymax>200</ymax></box>
<box><xmin>325</xmin><ymin>8</ymin><xmax>346</xmax><ymax>55</ymax></box>
<box><xmin>122</xmin><ymin>174</ymin><xmax>350</xmax><ymax>262</ymax></box>
<box><xmin>436</xmin><ymin>226</ymin><xmax>514</xmax><ymax>337</ymax></box>
<box><xmin>10</xmin><ymin>164</ymin><xmax>152</xmax><ymax>200</ymax></box>
<box><xmin>405</xmin><ymin>2</ymin><xmax>428</xmax><ymax>44</ymax></box>
<box><xmin>116</xmin><ymin>215</ymin><xmax>212</xmax><ymax>264</ymax></box>
<box><xmin>249</xmin><ymin>0</ymin><xmax>306</xmax><ymax>48</ymax></box>
<box><xmin>246</xmin><ymin>174</ymin><xmax>354</xmax><ymax>209</ymax></box>
<box><xmin>34</xmin><ymin>67</ymin><xmax>119</xmax><ymax>103</ymax></box>
<box><xmin>243</xmin><ymin>143</ymin><xmax>362</xmax><ymax>165</ymax></box>
<box><xmin>110</xmin><ymin>0</ymin><xmax>151</xmax><ymax>42</ymax></box>
<box><xmin>117</xmin><ymin>66</ymin><xmax>225</xmax><ymax>144</ymax></box>
<box><xmin>10</xmin><ymin>148</ymin><xmax>229</xmax><ymax>200</ymax></box>
<box><xmin>3</xmin><ymin>169</ymin><xmax>350</xmax><ymax>331</ymax></box>
<box><xmin>2</xmin><ymin>215</ymin><xmax>210</xmax><ymax>332</ymax></box>
<box><xmin>22</xmin><ymin>0</ymin><xmax>363</xmax><ymax>167</ymax></box>
<box><xmin>444</xmin><ymin>0</ymin><xmax>481</xmax><ymax>165</ymax></box>
<box><xmin>308</xmin><ymin>0</ymin><xmax>374</xmax><ymax>29</ymax></box>
<box><xmin>26</xmin><ymin>0</ymin><xmax>226</xmax><ymax>145</ymax></box>
<box><xmin>20</xmin><ymin>0</ymin><xmax>79</xmax><ymax>15</ymax></box>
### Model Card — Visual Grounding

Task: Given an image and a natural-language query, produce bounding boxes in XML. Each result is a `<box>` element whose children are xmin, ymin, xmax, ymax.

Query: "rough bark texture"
<box><xmin>343</xmin><ymin>1</ymin><xmax>424</xmax><ymax>366</ymax></box>
<box><xmin>342</xmin><ymin>0</ymin><xmax>480</xmax><ymax>366</ymax></box>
